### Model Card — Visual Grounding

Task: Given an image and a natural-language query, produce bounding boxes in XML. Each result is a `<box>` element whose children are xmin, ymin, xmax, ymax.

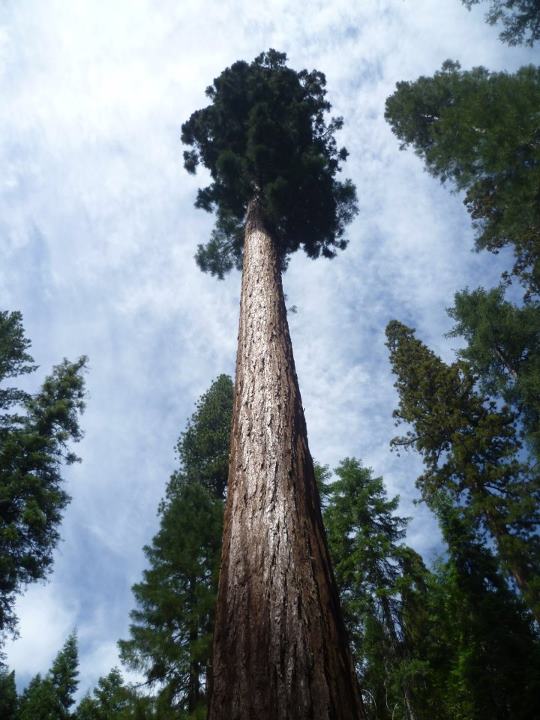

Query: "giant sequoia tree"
<box><xmin>181</xmin><ymin>50</ymin><xmax>362</xmax><ymax>719</ymax></box>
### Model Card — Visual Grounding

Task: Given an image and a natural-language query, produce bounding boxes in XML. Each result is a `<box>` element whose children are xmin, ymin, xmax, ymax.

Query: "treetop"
<box><xmin>181</xmin><ymin>49</ymin><xmax>357</xmax><ymax>277</ymax></box>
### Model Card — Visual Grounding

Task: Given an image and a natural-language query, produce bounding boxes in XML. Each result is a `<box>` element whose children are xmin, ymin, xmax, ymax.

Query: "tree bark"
<box><xmin>208</xmin><ymin>200</ymin><xmax>365</xmax><ymax>720</ymax></box>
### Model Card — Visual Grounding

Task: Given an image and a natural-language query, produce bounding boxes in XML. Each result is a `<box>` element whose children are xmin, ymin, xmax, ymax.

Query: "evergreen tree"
<box><xmin>18</xmin><ymin>674</ymin><xmax>58</xmax><ymax>720</ymax></box>
<box><xmin>50</xmin><ymin>632</ymin><xmax>79</xmax><ymax>719</ymax></box>
<box><xmin>462</xmin><ymin>0</ymin><xmax>540</xmax><ymax>45</ymax></box>
<box><xmin>177</xmin><ymin>374</ymin><xmax>233</xmax><ymax>499</ymax></box>
<box><xmin>385</xmin><ymin>320</ymin><xmax>540</xmax><ymax>620</ymax></box>
<box><xmin>321</xmin><ymin>459</ymin><xmax>434</xmax><ymax>720</ymax></box>
<box><xmin>424</xmin><ymin>501</ymin><xmax>540</xmax><ymax>719</ymax></box>
<box><xmin>182</xmin><ymin>49</ymin><xmax>362</xmax><ymax>720</ymax></box>
<box><xmin>385</xmin><ymin>62</ymin><xmax>540</xmax><ymax>296</ymax></box>
<box><xmin>18</xmin><ymin>633</ymin><xmax>79</xmax><ymax>720</ymax></box>
<box><xmin>0</xmin><ymin>310</ymin><xmax>87</xmax><ymax>635</ymax></box>
<box><xmin>447</xmin><ymin>286</ymin><xmax>540</xmax><ymax>459</ymax></box>
<box><xmin>0</xmin><ymin>666</ymin><xmax>17</xmax><ymax>720</ymax></box>
<box><xmin>119</xmin><ymin>376</ymin><xmax>233</xmax><ymax>717</ymax></box>
<box><xmin>76</xmin><ymin>668</ymin><xmax>145</xmax><ymax>720</ymax></box>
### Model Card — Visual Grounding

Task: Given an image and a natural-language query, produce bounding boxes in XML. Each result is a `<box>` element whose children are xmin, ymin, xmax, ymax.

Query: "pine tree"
<box><xmin>447</xmin><ymin>286</ymin><xmax>540</xmax><ymax>459</ymax></box>
<box><xmin>385</xmin><ymin>320</ymin><xmax>540</xmax><ymax>620</ymax></box>
<box><xmin>385</xmin><ymin>62</ymin><xmax>540</xmax><ymax>296</ymax></box>
<box><xmin>50</xmin><ymin>632</ymin><xmax>79</xmax><ymax>719</ymax></box>
<box><xmin>0</xmin><ymin>310</ymin><xmax>87</xmax><ymax>635</ymax></box>
<box><xmin>18</xmin><ymin>633</ymin><xmax>79</xmax><ymax>720</ymax></box>
<box><xmin>182</xmin><ymin>49</ymin><xmax>362</xmax><ymax>720</ymax></box>
<box><xmin>320</xmin><ymin>459</ymin><xmax>434</xmax><ymax>720</ymax></box>
<box><xmin>461</xmin><ymin>0</ymin><xmax>540</xmax><ymax>45</ymax></box>
<box><xmin>177</xmin><ymin>374</ymin><xmax>234</xmax><ymax>499</ymax></box>
<box><xmin>76</xmin><ymin>668</ymin><xmax>145</xmax><ymax>720</ymax></box>
<box><xmin>0</xmin><ymin>666</ymin><xmax>17</xmax><ymax>720</ymax></box>
<box><xmin>119</xmin><ymin>376</ymin><xmax>233</xmax><ymax>716</ymax></box>
<box><xmin>18</xmin><ymin>674</ymin><xmax>58</xmax><ymax>720</ymax></box>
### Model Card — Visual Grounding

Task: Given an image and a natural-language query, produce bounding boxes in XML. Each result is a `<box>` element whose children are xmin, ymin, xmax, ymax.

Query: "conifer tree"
<box><xmin>321</xmin><ymin>459</ymin><xmax>433</xmax><ymax>720</ymax></box>
<box><xmin>119</xmin><ymin>376</ymin><xmax>233</xmax><ymax>716</ymax></box>
<box><xmin>385</xmin><ymin>320</ymin><xmax>540</xmax><ymax>620</ymax></box>
<box><xmin>0</xmin><ymin>666</ymin><xmax>17</xmax><ymax>720</ymax></box>
<box><xmin>461</xmin><ymin>0</ymin><xmax>540</xmax><ymax>45</ymax></box>
<box><xmin>447</xmin><ymin>287</ymin><xmax>540</xmax><ymax>459</ymax></box>
<box><xmin>182</xmin><ymin>49</ymin><xmax>362</xmax><ymax>720</ymax></box>
<box><xmin>0</xmin><ymin>310</ymin><xmax>87</xmax><ymax>635</ymax></box>
<box><xmin>385</xmin><ymin>62</ymin><xmax>540</xmax><ymax>296</ymax></box>
<box><xmin>424</xmin><ymin>501</ymin><xmax>540</xmax><ymax>719</ymax></box>
<box><xmin>76</xmin><ymin>668</ymin><xmax>146</xmax><ymax>720</ymax></box>
<box><xmin>18</xmin><ymin>674</ymin><xmax>58</xmax><ymax>720</ymax></box>
<box><xmin>18</xmin><ymin>633</ymin><xmax>79</xmax><ymax>720</ymax></box>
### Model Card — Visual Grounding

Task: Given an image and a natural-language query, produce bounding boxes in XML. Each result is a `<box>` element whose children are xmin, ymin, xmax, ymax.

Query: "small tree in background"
<box><xmin>76</xmin><ymin>668</ymin><xmax>147</xmax><ymax>720</ymax></box>
<box><xmin>0</xmin><ymin>310</ymin><xmax>86</xmax><ymax>637</ymax></box>
<box><xmin>321</xmin><ymin>459</ymin><xmax>433</xmax><ymax>720</ymax></box>
<box><xmin>119</xmin><ymin>376</ymin><xmax>233</xmax><ymax>717</ymax></box>
<box><xmin>0</xmin><ymin>666</ymin><xmax>17</xmax><ymax>720</ymax></box>
<box><xmin>18</xmin><ymin>633</ymin><xmax>79</xmax><ymax>720</ymax></box>
<box><xmin>182</xmin><ymin>49</ymin><xmax>362</xmax><ymax>719</ymax></box>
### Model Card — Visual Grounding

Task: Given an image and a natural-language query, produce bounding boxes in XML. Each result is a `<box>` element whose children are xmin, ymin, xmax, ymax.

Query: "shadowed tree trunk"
<box><xmin>208</xmin><ymin>200</ymin><xmax>365</xmax><ymax>720</ymax></box>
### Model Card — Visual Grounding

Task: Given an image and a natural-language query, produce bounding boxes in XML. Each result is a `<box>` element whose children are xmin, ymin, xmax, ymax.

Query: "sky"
<box><xmin>1</xmin><ymin>0</ymin><xmax>538</xmax><ymax>699</ymax></box>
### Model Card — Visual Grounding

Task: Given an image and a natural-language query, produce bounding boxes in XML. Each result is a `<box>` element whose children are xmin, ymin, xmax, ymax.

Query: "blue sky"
<box><xmin>1</xmin><ymin>0</ymin><xmax>538</xmax><ymax>698</ymax></box>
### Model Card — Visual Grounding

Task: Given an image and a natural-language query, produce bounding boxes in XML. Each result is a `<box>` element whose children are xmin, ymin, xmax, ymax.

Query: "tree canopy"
<box><xmin>385</xmin><ymin>62</ymin><xmax>540</xmax><ymax>296</ymax></box>
<box><xmin>181</xmin><ymin>49</ymin><xmax>357</xmax><ymax>277</ymax></box>
<box><xmin>0</xmin><ymin>311</ymin><xmax>87</xmax><ymax>636</ymax></box>
<box><xmin>462</xmin><ymin>0</ymin><xmax>540</xmax><ymax>45</ymax></box>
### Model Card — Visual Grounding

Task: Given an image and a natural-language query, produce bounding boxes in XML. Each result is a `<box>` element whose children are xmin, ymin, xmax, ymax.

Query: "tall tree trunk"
<box><xmin>208</xmin><ymin>200</ymin><xmax>365</xmax><ymax>720</ymax></box>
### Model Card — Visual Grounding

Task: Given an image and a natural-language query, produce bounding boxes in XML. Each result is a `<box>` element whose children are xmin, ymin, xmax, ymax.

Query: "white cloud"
<box><xmin>4</xmin><ymin>584</ymin><xmax>78</xmax><ymax>683</ymax></box>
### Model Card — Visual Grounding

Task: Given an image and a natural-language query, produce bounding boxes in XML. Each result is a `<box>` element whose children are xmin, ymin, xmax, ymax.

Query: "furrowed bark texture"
<box><xmin>208</xmin><ymin>202</ymin><xmax>364</xmax><ymax>720</ymax></box>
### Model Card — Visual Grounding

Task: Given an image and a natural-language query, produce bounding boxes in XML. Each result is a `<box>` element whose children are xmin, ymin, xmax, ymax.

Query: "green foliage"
<box><xmin>76</xmin><ymin>669</ymin><xmax>146</xmax><ymax>720</ymax></box>
<box><xmin>462</xmin><ymin>0</ymin><xmax>540</xmax><ymax>45</ymax></box>
<box><xmin>321</xmin><ymin>459</ymin><xmax>433</xmax><ymax>720</ymax></box>
<box><xmin>18</xmin><ymin>674</ymin><xmax>59</xmax><ymax>720</ymax></box>
<box><xmin>19</xmin><ymin>633</ymin><xmax>79</xmax><ymax>720</ymax></box>
<box><xmin>385</xmin><ymin>62</ymin><xmax>540</xmax><ymax>296</ymax></box>
<box><xmin>424</xmin><ymin>504</ymin><xmax>540</xmax><ymax>719</ymax></box>
<box><xmin>447</xmin><ymin>286</ymin><xmax>540</xmax><ymax>459</ymax></box>
<box><xmin>119</xmin><ymin>376</ymin><xmax>233</xmax><ymax>716</ymax></box>
<box><xmin>119</xmin><ymin>481</ymin><xmax>223</xmax><ymax>714</ymax></box>
<box><xmin>176</xmin><ymin>374</ymin><xmax>233</xmax><ymax>499</ymax></box>
<box><xmin>49</xmin><ymin>633</ymin><xmax>79</xmax><ymax>719</ymax></box>
<box><xmin>0</xmin><ymin>311</ymin><xmax>87</xmax><ymax>635</ymax></box>
<box><xmin>0</xmin><ymin>667</ymin><xmax>17</xmax><ymax>720</ymax></box>
<box><xmin>182</xmin><ymin>49</ymin><xmax>357</xmax><ymax>276</ymax></box>
<box><xmin>386</xmin><ymin>320</ymin><xmax>540</xmax><ymax>619</ymax></box>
